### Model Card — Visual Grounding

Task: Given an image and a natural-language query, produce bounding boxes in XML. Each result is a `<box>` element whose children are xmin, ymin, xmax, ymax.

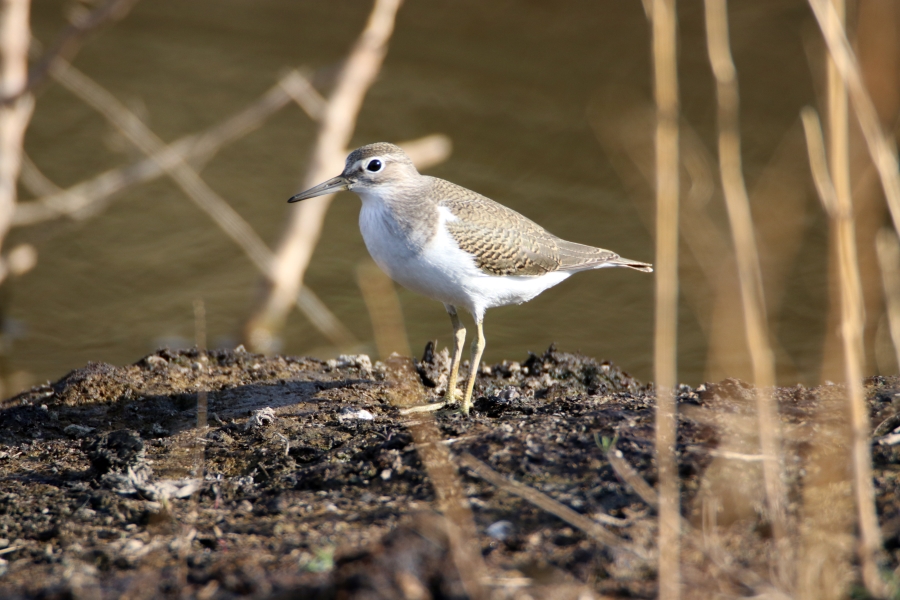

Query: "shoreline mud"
<box><xmin>0</xmin><ymin>346</ymin><xmax>898</xmax><ymax>599</ymax></box>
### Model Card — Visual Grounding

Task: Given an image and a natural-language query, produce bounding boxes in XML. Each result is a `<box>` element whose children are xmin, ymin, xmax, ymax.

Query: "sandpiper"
<box><xmin>289</xmin><ymin>143</ymin><xmax>652</xmax><ymax>415</ymax></box>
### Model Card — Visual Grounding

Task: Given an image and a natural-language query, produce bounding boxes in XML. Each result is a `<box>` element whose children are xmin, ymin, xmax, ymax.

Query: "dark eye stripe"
<box><xmin>366</xmin><ymin>159</ymin><xmax>383</xmax><ymax>172</ymax></box>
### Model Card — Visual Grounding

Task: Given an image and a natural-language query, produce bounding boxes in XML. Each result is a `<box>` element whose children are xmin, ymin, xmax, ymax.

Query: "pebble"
<box><xmin>486</xmin><ymin>520</ymin><xmax>515</xmax><ymax>541</ymax></box>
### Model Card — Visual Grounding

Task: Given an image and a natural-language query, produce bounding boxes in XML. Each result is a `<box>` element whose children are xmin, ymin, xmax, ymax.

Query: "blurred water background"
<box><xmin>5</xmin><ymin>0</ymin><xmax>894</xmax><ymax>395</ymax></box>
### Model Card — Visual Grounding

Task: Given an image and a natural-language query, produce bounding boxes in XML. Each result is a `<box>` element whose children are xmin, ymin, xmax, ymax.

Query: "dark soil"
<box><xmin>0</xmin><ymin>345</ymin><xmax>899</xmax><ymax>599</ymax></box>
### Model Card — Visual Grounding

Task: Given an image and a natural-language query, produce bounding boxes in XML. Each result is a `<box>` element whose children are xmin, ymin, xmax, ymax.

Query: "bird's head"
<box><xmin>288</xmin><ymin>143</ymin><xmax>418</xmax><ymax>202</ymax></box>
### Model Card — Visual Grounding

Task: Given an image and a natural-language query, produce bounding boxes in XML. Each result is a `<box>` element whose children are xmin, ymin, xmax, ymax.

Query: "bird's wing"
<box><xmin>433</xmin><ymin>179</ymin><xmax>560</xmax><ymax>275</ymax></box>
<box><xmin>432</xmin><ymin>178</ymin><xmax>648</xmax><ymax>276</ymax></box>
<box><xmin>554</xmin><ymin>239</ymin><xmax>653</xmax><ymax>272</ymax></box>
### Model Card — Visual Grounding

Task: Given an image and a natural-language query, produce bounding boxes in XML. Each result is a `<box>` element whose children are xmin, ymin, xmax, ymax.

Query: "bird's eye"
<box><xmin>366</xmin><ymin>159</ymin><xmax>383</xmax><ymax>172</ymax></box>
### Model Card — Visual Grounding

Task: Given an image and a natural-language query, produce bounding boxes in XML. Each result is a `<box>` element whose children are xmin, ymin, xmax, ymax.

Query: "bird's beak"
<box><xmin>288</xmin><ymin>175</ymin><xmax>350</xmax><ymax>203</ymax></box>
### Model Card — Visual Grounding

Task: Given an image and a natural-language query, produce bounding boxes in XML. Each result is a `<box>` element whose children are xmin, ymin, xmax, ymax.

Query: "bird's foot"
<box><xmin>398</xmin><ymin>390</ymin><xmax>460</xmax><ymax>416</ymax></box>
<box><xmin>459</xmin><ymin>394</ymin><xmax>473</xmax><ymax>416</ymax></box>
<box><xmin>398</xmin><ymin>400</ymin><xmax>450</xmax><ymax>415</ymax></box>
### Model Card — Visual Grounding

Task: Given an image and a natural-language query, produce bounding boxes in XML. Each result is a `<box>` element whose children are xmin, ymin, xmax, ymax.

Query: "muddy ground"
<box><xmin>0</xmin><ymin>345</ymin><xmax>899</xmax><ymax>599</ymax></box>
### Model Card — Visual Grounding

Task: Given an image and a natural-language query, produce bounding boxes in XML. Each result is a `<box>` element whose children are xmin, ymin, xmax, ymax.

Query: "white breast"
<box><xmin>359</xmin><ymin>200</ymin><xmax>570</xmax><ymax>321</ymax></box>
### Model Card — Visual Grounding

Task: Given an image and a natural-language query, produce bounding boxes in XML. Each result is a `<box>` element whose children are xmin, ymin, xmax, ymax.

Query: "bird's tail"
<box><xmin>609</xmin><ymin>257</ymin><xmax>653</xmax><ymax>272</ymax></box>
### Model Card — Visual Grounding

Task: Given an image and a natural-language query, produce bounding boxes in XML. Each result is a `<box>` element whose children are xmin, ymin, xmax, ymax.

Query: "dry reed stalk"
<box><xmin>244</xmin><ymin>0</ymin><xmax>404</xmax><ymax>354</ymax></box>
<box><xmin>48</xmin><ymin>58</ymin><xmax>359</xmax><ymax>348</ymax></box>
<box><xmin>14</xmin><ymin>70</ymin><xmax>321</xmax><ymax>226</ymax></box>
<box><xmin>826</xmin><ymin>0</ymin><xmax>852</xmax><ymax>385</ymax></box>
<box><xmin>801</xmin><ymin>107</ymin><xmax>887</xmax><ymax>597</ymax></box>
<box><xmin>808</xmin><ymin>0</ymin><xmax>900</xmax><ymax>237</ymax></box>
<box><xmin>651</xmin><ymin>0</ymin><xmax>680</xmax><ymax>597</ymax></box>
<box><xmin>703</xmin><ymin>0</ymin><xmax>788</xmax><ymax>574</ymax></box>
<box><xmin>590</xmin><ymin>97</ymin><xmax>809</xmax><ymax>383</ymax></box>
<box><xmin>458</xmin><ymin>452</ymin><xmax>640</xmax><ymax>556</ymax></box>
<box><xmin>0</xmin><ymin>0</ymin><xmax>34</xmax><ymax>287</ymax></box>
<box><xmin>355</xmin><ymin>259</ymin><xmax>410</xmax><ymax>359</ymax></box>
<box><xmin>876</xmin><ymin>229</ymin><xmax>900</xmax><ymax>374</ymax></box>
<box><xmin>813</xmin><ymin>0</ymin><xmax>899</xmax><ymax>391</ymax></box>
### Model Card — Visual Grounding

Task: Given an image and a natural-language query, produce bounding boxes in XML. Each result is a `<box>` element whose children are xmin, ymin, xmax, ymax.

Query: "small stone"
<box><xmin>493</xmin><ymin>386</ymin><xmax>521</xmax><ymax>404</ymax></box>
<box><xmin>486</xmin><ymin>520</ymin><xmax>515</xmax><ymax>541</ymax></box>
<box><xmin>144</xmin><ymin>355</ymin><xmax>168</xmax><ymax>369</ymax></box>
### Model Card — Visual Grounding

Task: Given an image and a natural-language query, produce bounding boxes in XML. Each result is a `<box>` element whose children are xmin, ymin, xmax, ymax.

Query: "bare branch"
<box><xmin>15</xmin><ymin>69</ymin><xmax>316</xmax><ymax>226</ymax></box>
<box><xmin>49</xmin><ymin>58</ymin><xmax>356</xmax><ymax>347</ymax></box>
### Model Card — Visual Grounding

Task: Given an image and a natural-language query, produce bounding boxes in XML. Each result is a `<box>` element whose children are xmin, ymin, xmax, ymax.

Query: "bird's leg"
<box><xmin>443</xmin><ymin>306</ymin><xmax>466</xmax><ymax>405</ymax></box>
<box><xmin>460</xmin><ymin>318</ymin><xmax>485</xmax><ymax>415</ymax></box>
<box><xmin>398</xmin><ymin>305</ymin><xmax>466</xmax><ymax>416</ymax></box>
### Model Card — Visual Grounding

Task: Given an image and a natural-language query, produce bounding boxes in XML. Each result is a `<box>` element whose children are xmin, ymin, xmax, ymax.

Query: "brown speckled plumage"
<box><xmin>425</xmin><ymin>178</ymin><xmax>650</xmax><ymax>276</ymax></box>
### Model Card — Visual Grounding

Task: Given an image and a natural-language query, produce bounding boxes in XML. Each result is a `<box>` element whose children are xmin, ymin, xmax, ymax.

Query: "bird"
<box><xmin>289</xmin><ymin>142</ymin><xmax>652</xmax><ymax>415</ymax></box>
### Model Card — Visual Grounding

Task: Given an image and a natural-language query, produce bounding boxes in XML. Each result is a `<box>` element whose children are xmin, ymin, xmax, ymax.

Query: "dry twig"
<box><xmin>606</xmin><ymin>447</ymin><xmax>659</xmax><ymax>510</ymax></box>
<box><xmin>13</xmin><ymin>70</ymin><xmax>323</xmax><ymax>226</ymax></box>
<box><xmin>15</xmin><ymin>69</ymin><xmax>321</xmax><ymax>226</ymax></box>
<box><xmin>49</xmin><ymin>58</ymin><xmax>357</xmax><ymax>347</ymax></box>
<box><xmin>243</xmin><ymin>0</ymin><xmax>405</xmax><ymax>354</ymax></box>
<box><xmin>458</xmin><ymin>452</ymin><xmax>638</xmax><ymax>556</ymax></box>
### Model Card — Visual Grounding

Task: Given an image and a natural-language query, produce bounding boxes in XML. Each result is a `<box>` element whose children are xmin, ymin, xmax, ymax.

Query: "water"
<box><xmin>8</xmin><ymin>0</ymin><xmax>878</xmax><ymax>395</ymax></box>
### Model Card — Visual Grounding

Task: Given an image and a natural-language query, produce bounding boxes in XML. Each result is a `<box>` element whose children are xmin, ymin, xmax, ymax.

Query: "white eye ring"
<box><xmin>366</xmin><ymin>159</ymin><xmax>383</xmax><ymax>172</ymax></box>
